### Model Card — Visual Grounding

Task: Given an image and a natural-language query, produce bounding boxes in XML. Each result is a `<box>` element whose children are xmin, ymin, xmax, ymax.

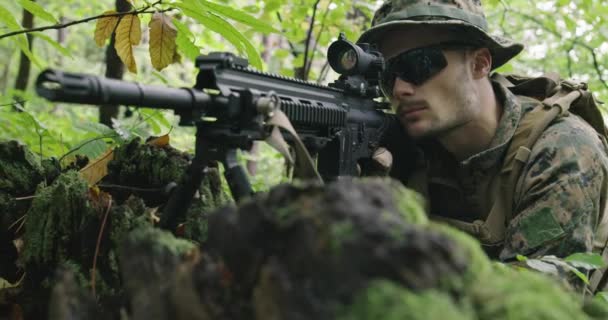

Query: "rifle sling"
<box><xmin>266</xmin><ymin>109</ymin><xmax>324</xmax><ymax>184</ymax></box>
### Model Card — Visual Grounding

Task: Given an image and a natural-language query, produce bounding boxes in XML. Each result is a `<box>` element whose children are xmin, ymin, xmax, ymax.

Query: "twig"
<box><xmin>58</xmin><ymin>134</ymin><xmax>116</xmax><ymax>162</ymax></box>
<box><xmin>98</xmin><ymin>183</ymin><xmax>165</xmax><ymax>193</ymax></box>
<box><xmin>14</xmin><ymin>195</ymin><xmax>36</xmax><ymax>201</ymax></box>
<box><xmin>275</xmin><ymin>13</ymin><xmax>298</xmax><ymax>57</ymax></box>
<box><xmin>566</xmin><ymin>43</ymin><xmax>575</xmax><ymax>78</ymax></box>
<box><xmin>316</xmin><ymin>60</ymin><xmax>331</xmax><ymax>84</ymax></box>
<box><xmin>0</xmin><ymin>1</ymin><xmax>171</xmax><ymax>40</ymax></box>
<box><xmin>15</xmin><ymin>217</ymin><xmax>26</xmax><ymax>234</ymax></box>
<box><xmin>8</xmin><ymin>214</ymin><xmax>27</xmax><ymax>231</ymax></box>
<box><xmin>302</xmin><ymin>0</ymin><xmax>322</xmax><ymax>81</ymax></box>
<box><xmin>305</xmin><ymin>0</ymin><xmax>332</xmax><ymax>80</ymax></box>
<box><xmin>91</xmin><ymin>197</ymin><xmax>112</xmax><ymax>298</ymax></box>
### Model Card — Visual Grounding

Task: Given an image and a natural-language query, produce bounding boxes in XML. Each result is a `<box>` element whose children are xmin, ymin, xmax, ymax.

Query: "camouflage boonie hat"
<box><xmin>358</xmin><ymin>0</ymin><xmax>524</xmax><ymax>69</ymax></box>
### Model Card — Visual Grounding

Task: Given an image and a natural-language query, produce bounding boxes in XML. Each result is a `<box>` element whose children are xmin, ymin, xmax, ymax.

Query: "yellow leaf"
<box><xmin>0</xmin><ymin>272</ymin><xmax>25</xmax><ymax>290</ymax></box>
<box><xmin>149</xmin><ymin>12</ymin><xmax>178</xmax><ymax>71</ymax></box>
<box><xmin>80</xmin><ymin>149</ymin><xmax>114</xmax><ymax>185</ymax></box>
<box><xmin>115</xmin><ymin>14</ymin><xmax>141</xmax><ymax>73</ymax></box>
<box><xmin>94</xmin><ymin>10</ymin><xmax>119</xmax><ymax>47</ymax></box>
<box><xmin>147</xmin><ymin>134</ymin><xmax>170</xmax><ymax>147</ymax></box>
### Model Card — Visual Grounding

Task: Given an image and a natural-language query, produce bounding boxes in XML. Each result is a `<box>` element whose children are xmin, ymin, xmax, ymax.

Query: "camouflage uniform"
<box><xmin>409</xmin><ymin>80</ymin><xmax>608</xmax><ymax>260</ymax></box>
<box><xmin>358</xmin><ymin>0</ymin><xmax>608</xmax><ymax>261</ymax></box>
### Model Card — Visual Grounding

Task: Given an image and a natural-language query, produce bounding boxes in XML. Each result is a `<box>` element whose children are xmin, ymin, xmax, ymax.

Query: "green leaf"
<box><xmin>596</xmin><ymin>291</ymin><xmax>608</xmax><ymax>303</ymax></box>
<box><xmin>0</xmin><ymin>5</ymin><xmax>42</xmax><ymax>67</ymax></box>
<box><xmin>568</xmin><ymin>266</ymin><xmax>590</xmax><ymax>285</ymax></box>
<box><xmin>176</xmin><ymin>2</ymin><xmax>263</xmax><ymax>69</ymax></box>
<box><xmin>205</xmin><ymin>12</ymin><xmax>263</xmax><ymax>69</ymax></box>
<box><xmin>264</xmin><ymin>0</ymin><xmax>282</xmax><ymax>12</ymax></box>
<box><xmin>516</xmin><ymin>254</ymin><xmax>528</xmax><ymax>262</ymax></box>
<box><xmin>17</xmin><ymin>0</ymin><xmax>59</xmax><ymax>24</ymax></box>
<box><xmin>75</xmin><ymin>138</ymin><xmax>111</xmax><ymax>160</ymax></box>
<box><xmin>32</xmin><ymin>32</ymin><xmax>72</xmax><ymax>58</ymax></box>
<box><xmin>74</xmin><ymin>121</ymin><xmax>116</xmax><ymax>136</ymax></box>
<box><xmin>0</xmin><ymin>5</ymin><xmax>23</xmax><ymax>30</ymax></box>
<box><xmin>173</xmin><ymin>19</ymin><xmax>200</xmax><ymax>62</ymax></box>
<box><xmin>12</xmin><ymin>36</ymin><xmax>43</xmax><ymax>68</ymax></box>
<box><xmin>565</xmin><ymin>252</ymin><xmax>606</xmax><ymax>270</ymax></box>
<box><xmin>197</xmin><ymin>0</ymin><xmax>279</xmax><ymax>34</ymax></box>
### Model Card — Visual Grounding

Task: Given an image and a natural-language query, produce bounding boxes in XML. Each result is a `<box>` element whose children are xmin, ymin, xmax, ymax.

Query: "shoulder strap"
<box><xmin>492</xmin><ymin>73</ymin><xmax>580</xmax><ymax>209</ymax></box>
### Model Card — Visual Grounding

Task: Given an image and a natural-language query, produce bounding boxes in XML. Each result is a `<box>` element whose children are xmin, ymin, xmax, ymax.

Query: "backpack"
<box><xmin>496</xmin><ymin>73</ymin><xmax>608</xmax><ymax>293</ymax></box>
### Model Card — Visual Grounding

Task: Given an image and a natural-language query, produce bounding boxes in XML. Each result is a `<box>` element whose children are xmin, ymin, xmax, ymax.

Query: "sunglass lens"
<box><xmin>380</xmin><ymin>48</ymin><xmax>448</xmax><ymax>96</ymax></box>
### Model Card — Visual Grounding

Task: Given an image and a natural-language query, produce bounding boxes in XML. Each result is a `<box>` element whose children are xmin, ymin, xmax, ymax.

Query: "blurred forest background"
<box><xmin>0</xmin><ymin>0</ymin><xmax>607</xmax><ymax>189</ymax></box>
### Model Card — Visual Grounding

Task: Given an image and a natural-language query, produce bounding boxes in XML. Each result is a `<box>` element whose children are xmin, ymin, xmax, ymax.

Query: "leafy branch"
<box><xmin>0</xmin><ymin>1</ymin><xmax>172</xmax><ymax>40</ymax></box>
<box><xmin>496</xmin><ymin>4</ymin><xmax>608</xmax><ymax>90</ymax></box>
<box><xmin>305</xmin><ymin>0</ymin><xmax>333</xmax><ymax>80</ymax></box>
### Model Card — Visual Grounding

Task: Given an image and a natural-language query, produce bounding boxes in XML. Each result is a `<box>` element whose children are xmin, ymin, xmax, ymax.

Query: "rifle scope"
<box><xmin>327</xmin><ymin>33</ymin><xmax>384</xmax><ymax>77</ymax></box>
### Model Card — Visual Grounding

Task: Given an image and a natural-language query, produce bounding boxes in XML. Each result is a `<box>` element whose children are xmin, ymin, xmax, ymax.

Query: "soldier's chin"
<box><xmin>404</xmin><ymin>124</ymin><xmax>436</xmax><ymax>141</ymax></box>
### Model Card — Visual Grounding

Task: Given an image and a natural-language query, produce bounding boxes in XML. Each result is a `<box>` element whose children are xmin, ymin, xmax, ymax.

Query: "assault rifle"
<box><xmin>35</xmin><ymin>35</ymin><xmax>411</xmax><ymax>231</ymax></box>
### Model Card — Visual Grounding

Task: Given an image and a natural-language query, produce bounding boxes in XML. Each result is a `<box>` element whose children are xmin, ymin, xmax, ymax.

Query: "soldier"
<box><xmin>361</xmin><ymin>0</ymin><xmax>608</xmax><ymax>288</ymax></box>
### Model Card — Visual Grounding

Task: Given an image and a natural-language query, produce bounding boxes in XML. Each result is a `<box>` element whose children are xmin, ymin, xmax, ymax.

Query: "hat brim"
<box><xmin>357</xmin><ymin>20</ymin><xmax>524</xmax><ymax>69</ymax></box>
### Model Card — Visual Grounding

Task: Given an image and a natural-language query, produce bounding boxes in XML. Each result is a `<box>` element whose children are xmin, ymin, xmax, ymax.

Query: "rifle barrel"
<box><xmin>36</xmin><ymin>69</ymin><xmax>210</xmax><ymax>111</ymax></box>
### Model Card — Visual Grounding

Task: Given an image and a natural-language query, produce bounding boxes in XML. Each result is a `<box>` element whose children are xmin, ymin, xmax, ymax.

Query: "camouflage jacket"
<box><xmin>408</xmin><ymin>78</ymin><xmax>608</xmax><ymax>261</ymax></box>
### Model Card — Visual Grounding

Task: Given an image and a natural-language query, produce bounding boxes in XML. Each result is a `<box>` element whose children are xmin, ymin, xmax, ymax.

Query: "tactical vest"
<box><xmin>407</xmin><ymin>73</ymin><xmax>608</xmax><ymax>292</ymax></box>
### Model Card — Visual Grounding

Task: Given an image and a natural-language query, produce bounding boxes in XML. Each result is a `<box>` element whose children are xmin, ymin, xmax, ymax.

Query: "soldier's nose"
<box><xmin>393</xmin><ymin>77</ymin><xmax>416</xmax><ymax>97</ymax></box>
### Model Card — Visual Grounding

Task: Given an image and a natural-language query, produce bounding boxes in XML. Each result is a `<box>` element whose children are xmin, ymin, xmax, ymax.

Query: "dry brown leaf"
<box><xmin>80</xmin><ymin>149</ymin><xmax>115</xmax><ymax>185</ymax></box>
<box><xmin>172</xmin><ymin>49</ymin><xmax>182</xmax><ymax>64</ymax></box>
<box><xmin>94</xmin><ymin>10</ymin><xmax>119</xmax><ymax>47</ymax></box>
<box><xmin>115</xmin><ymin>14</ymin><xmax>142</xmax><ymax>73</ymax></box>
<box><xmin>149</xmin><ymin>12</ymin><xmax>178</xmax><ymax>71</ymax></box>
<box><xmin>147</xmin><ymin>134</ymin><xmax>170</xmax><ymax>147</ymax></box>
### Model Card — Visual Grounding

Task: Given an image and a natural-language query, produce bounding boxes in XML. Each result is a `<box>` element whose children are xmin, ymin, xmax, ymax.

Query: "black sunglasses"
<box><xmin>380</xmin><ymin>42</ymin><xmax>475</xmax><ymax>97</ymax></box>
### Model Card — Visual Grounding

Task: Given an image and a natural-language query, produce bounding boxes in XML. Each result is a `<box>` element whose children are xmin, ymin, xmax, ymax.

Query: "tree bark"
<box><xmin>56</xmin><ymin>16</ymin><xmax>67</xmax><ymax>67</ymax></box>
<box><xmin>13</xmin><ymin>4</ymin><xmax>35</xmax><ymax>97</ymax></box>
<box><xmin>99</xmin><ymin>0</ymin><xmax>132</xmax><ymax>126</ymax></box>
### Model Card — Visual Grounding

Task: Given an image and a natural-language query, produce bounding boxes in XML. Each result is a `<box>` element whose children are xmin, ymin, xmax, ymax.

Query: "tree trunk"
<box><xmin>13</xmin><ymin>3</ymin><xmax>35</xmax><ymax>102</ymax></box>
<box><xmin>56</xmin><ymin>16</ymin><xmax>67</xmax><ymax>67</ymax></box>
<box><xmin>99</xmin><ymin>0</ymin><xmax>132</xmax><ymax>126</ymax></box>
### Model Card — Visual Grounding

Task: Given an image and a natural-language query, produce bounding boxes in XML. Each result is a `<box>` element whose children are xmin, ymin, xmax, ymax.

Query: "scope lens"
<box><xmin>339</xmin><ymin>49</ymin><xmax>358</xmax><ymax>71</ymax></box>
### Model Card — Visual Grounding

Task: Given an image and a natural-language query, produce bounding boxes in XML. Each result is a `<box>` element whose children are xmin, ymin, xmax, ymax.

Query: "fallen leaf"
<box><xmin>80</xmin><ymin>149</ymin><xmax>114</xmax><ymax>185</ymax></box>
<box><xmin>147</xmin><ymin>134</ymin><xmax>170</xmax><ymax>147</ymax></box>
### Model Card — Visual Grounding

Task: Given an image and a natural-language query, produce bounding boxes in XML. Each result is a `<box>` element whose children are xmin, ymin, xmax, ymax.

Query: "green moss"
<box><xmin>389</xmin><ymin>180</ymin><xmax>428</xmax><ymax>225</ymax></box>
<box><xmin>125</xmin><ymin>227</ymin><xmax>195</xmax><ymax>257</ymax></box>
<box><xmin>22</xmin><ymin>170</ymin><xmax>93</xmax><ymax>265</ymax></box>
<box><xmin>471</xmin><ymin>263</ymin><xmax>591</xmax><ymax>320</ymax></box>
<box><xmin>329</xmin><ymin>220</ymin><xmax>357</xmax><ymax>253</ymax></box>
<box><xmin>337</xmin><ymin>280</ymin><xmax>474</xmax><ymax>320</ymax></box>
<box><xmin>583</xmin><ymin>296</ymin><xmax>608</xmax><ymax>319</ymax></box>
<box><xmin>0</xmin><ymin>140</ymin><xmax>44</xmax><ymax>193</ymax></box>
<box><xmin>428</xmin><ymin>222</ymin><xmax>492</xmax><ymax>289</ymax></box>
<box><xmin>109</xmin><ymin>197</ymin><xmax>151</xmax><ymax>250</ymax></box>
<box><xmin>183</xmin><ymin>167</ymin><xmax>233</xmax><ymax>243</ymax></box>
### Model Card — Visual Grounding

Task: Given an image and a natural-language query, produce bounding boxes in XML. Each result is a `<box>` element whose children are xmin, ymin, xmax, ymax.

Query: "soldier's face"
<box><xmin>378</xmin><ymin>26</ymin><xmax>480</xmax><ymax>140</ymax></box>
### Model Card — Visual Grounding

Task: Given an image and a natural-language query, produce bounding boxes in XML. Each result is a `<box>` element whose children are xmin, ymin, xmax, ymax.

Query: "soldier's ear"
<box><xmin>470</xmin><ymin>48</ymin><xmax>492</xmax><ymax>79</ymax></box>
